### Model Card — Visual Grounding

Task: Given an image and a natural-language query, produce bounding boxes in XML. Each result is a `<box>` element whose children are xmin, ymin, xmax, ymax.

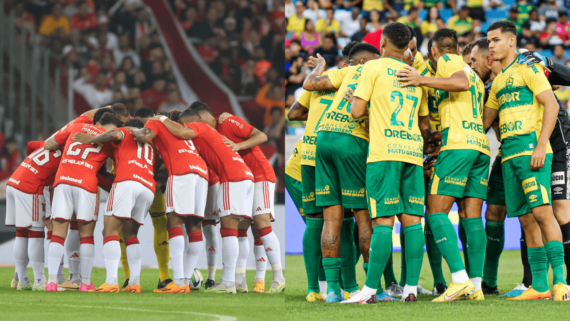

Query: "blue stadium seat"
<box><xmin>538</xmin><ymin>49</ymin><xmax>552</xmax><ymax>58</ymax></box>
<box><xmin>440</xmin><ymin>9</ymin><xmax>453</xmax><ymax>21</ymax></box>
<box><xmin>502</xmin><ymin>0</ymin><xmax>515</xmax><ymax>6</ymax></box>
<box><xmin>486</xmin><ymin>10</ymin><xmax>507</xmax><ymax>20</ymax></box>
<box><xmin>481</xmin><ymin>22</ymin><xmax>490</xmax><ymax>32</ymax></box>
<box><xmin>419</xmin><ymin>9</ymin><xmax>427</xmax><ymax>20</ymax></box>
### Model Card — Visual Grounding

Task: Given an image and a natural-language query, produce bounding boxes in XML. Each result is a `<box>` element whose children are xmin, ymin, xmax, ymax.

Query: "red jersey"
<box><xmin>112</xmin><ymin>128</ymin><xmax>157</xmax><ymax>193</ymax></box>
<box><xmin>186</xmin><ymin>122</ymin><xmax>254</xmax><ymax>183</ymax></box>
<box><xmin>217</xmin><ymin>116</ymin><xmax>276</xmax><ymax>183</ymax></box>
<box><xmin>53</xmin><ymin>123</ymin><xmax>113</xmax><ymax>193</ymax></box>
<box><xmin>145</xmin><ymin>120</ymin><xmax>208</xmax><ymax>180</ymax></box>
<box><xmin>208</xmin><ymin>168</ymin><xmax>219</xmax><ymax>186</ymax></box>
<box><xmin>7</xmin><ymin>142</ymin><xmax>62</xmax><ymax>194</ymax></box>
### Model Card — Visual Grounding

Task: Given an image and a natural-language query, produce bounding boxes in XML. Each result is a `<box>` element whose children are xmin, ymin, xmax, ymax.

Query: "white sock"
<box><xmin>28</xmin><ymin>230</ymin><xmax>46</xmax><ymax>283</ymax></box>
<box><xmin>79</xmin><ymin>237</ymin><xmax>94</xmax><ymax>285</ymax></box>
<box><xmin>47</xmin><ymin>240</ymin><xmax>65</xmax><ymax>284</ymax></box>
<box><xmin>184</xmin><ymin>231</ymin><xmax>203</xmax><ymax>280</ymax></box>
<box><xmin>203</xmin><ymin>224</ymin><xmax>218</xmax><ymax>280</ymax></box>
<box><xmin>103</xmin><ymin>236</ymin><xmax>121</xmax><ymax>286</ymax></box>
<box><xmin>361</xmin><ymin>285</ymin><xmax>377</xmax><ymax>297</ymax></box>
<box><xmin>126</xmin><ymin>238</ymin><xmax>141</xmax><ymax>286</ymax></box>
<box><xmin>221</xmin><ymin>228</ymin><xmax>238</xmax><ymax>283</ymax></box>
<box><xmin>259</xmin><ymin>228</ymin><xmax>284</xmax><ymax>282</ymax></box>
<box><xmin>471</xmin><ymin>277</ymin><xmax>482</xmax><ymax>291</ymax></box>
<box><xmin>14</xmin><ymin>234</ymin><xmax>29</xmax><ymax>282</ymax></box>
<box><xmin>66</xmin><ymin>228</ymin><xmax>80</xmax><ymax>281</ymax></box>
<box><xmin>254</xmin><ymin>242</ymin><xmax>267</xmax><ymax>282</ymax></box>
<box><xmin>57</xmin><ymin>257</ymin><xmax>65</xmax><ymax>284</ymax></box>
<box><xmin>236</xmin><ymin>231</ymin><xmax>249</xmax><ymax>285</ymax></box>
<box><xmin>451</xmin><ymin>270</ymin><xmax>469</xmax><ymax>284</ymax></box>
<box><xmin>319</xmin><ymin>280</ymin><xmax>328</xmax><ymax>295</ymax></box>
<box><xmin>168</xmin><ymin>230</ymin><xmax>185</xmax><ymax>281</ymax></box>
<box><xmin>402</xmin><ymin>284</ymin><xmax>417</xmax><ymax>297</ymax></box>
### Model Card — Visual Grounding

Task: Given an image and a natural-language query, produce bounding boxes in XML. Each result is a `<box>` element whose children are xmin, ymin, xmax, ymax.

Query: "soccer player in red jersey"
<box><xmin>43</xmin><ymin>112</ymin><xmax>123</xmax><ymax>292</ymax></box>
<box><xmin>152</xmin><ymin>106</ymin><xmax>257</xmax><ymax>294</ymax></box>
<box><xmin>72</xmin><ymin>118</ymin><xmax>157</xmax><ymax>293</ymax></box>
<box><xmin>203</xmin><ymin>169</ymin><xmax>221</xmax><ymax>289</ymax></box>
<box><xmin>130</xmin><ymin>113</ymin><xmax>209</xmax><ymax>294</ymax></box>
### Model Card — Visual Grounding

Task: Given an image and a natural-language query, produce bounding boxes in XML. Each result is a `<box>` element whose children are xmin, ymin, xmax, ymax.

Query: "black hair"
<box><xmin>462</xmin><ymin>41</ymin><xmax>475</xmax><ymax>57</ymax></box>
<box><xmin>169</xmin><ymin>109</ymin><xmax>182</xmax><ymax>122</ymax></box>
<box><xmin>111</xmin><ymin>103</ymin><xmax>129</xmax><ymax>117</ymax></box>
<box><xmin>323</xmin><ymin>33</ymin><xmax>337</xmax><ymax>45</ymax></box>
<box><xmin>561</xmin><ymin>11</ymin><xmax>568</xmax><ymax>18</ymax></box>
<box><xmin>189</xmin><ymin>101</ymin><xmax>212</xmax><ymax>115</ymax></box>
<box><xmin>134</xmin><ymin>107</ymin><xmax>154</xmax><ymax>119</ymax></box>
<box><xmin>93</xmin><ymin>107</ymin><xmax>115</xmax><ymax>125</ymax></box>
<box><xmin>522</xmin><ymin>21</ymin><xmax>531</xmax><ymax>29</ymax></box>
<box><xmin>460</xmin><ymin>5</ymin><xmax>469</xmax><ymax>11</ymax></box>
<box><xmin>407</xmin><ymin>26</ymin><xmax>416</xmax><ymax>41</ymax></box>
<box><xmin>124</xmin><ymin>118</ymin><xmax>144</xmax><ymax>129</ymax></box>
<box><xmin>427</xmin><ymin>37</ymin><xmax>433</xmax><ymax>54</ymax></box>
<box><xmin>383</xmin><ymin>22</ymin><xmax>411</xmax><ymax>50</ymax></box>
<box><xmin>432</xmin><ymin>28</ymin><xmax>458</xmax><ymax>53</ymax></box>
<box><xmin>304</xmin><ymin>19</ymin><xmax>313</xmax><ymax>29</ymax></box>
<box><xmin>472</xmin><ymin>37</ymin><xmax>489</xmax><ymax>52</ymax></box>
<box><xmin>487</xmin><ymin>20</ymin><xmax>517</xmax><ymax>36</ymax></box>
<box><xmin>179</xmin><ymin>108</ymin><xmax>201</xmax><ymax>122</ymax></box>
<box><xmin>98</xmin><ymin>112</ymin><xmax>123</xmax><ymax>128</ymax></box>
<box><xmin>408</xmin><ymin>6</ymin><xmax>418</xmax><ymax>14</ymax></box>
<box><xmin>342</xmin><ymin>41</ymin><xmax>359</xmax><ymax>58</ymax></box>
<box><xmin>348</xmin><ymin>43</ymin><xmax>380</xmax><ymax>59</ymax></box>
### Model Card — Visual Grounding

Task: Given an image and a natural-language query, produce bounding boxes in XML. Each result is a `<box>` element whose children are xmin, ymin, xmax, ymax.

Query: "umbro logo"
<box><xmin>257</xmin><ymin>257</ymin><xmax>266</xmax><ymax>262</ymax></box>
<box><xmin>207</xmin><ymin>247</ymin><xmax>216</xmax><ymax>251</ymax></box>
<box><xmin>256</xmin><ymin>207</ymin><xmax>262</xmax><ymax>211</ymax></box>
<box><xmin>266</xmin><ymin>247</ymin><xmax>273</xmax><ymax>251</ymax></box>
<box><xmin>69</xmin><ymin>253</ymin><xmax>79</xmax><ymax>258</ymax></box>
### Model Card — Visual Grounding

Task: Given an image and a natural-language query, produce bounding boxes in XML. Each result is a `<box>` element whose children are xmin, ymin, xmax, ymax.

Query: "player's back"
<box><xmin>144</xmin><ymin>120</ymin><xmax>208</xmax><ymax>180</ymax></box>
<box><xmin>8</xmin><ymin>141</ymin><xmax>63</xmax><ymax>194</ymax></box>
<box><xmin>53</xmin><ymin>123</ymin><xmax>112</xmax><ymax>193</ymax></box>
<box><xmin>217</xmin><ymin>115</ymin><xmax>276</xmax><ymax>183</ymax></box>
<box><xmin>186</xmin><ymin>122</ymin><xmax>254</xmax><ymax>183</ymax></box>
<box><xmin>112</xmin><ymin>128</ymin><xmax>157</xmax><ymax>193</ymax></box>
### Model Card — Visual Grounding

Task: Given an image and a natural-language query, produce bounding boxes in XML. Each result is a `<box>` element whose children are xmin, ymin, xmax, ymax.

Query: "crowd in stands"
<box><xmin>284</xmin><ymin>0</ymin><xmax>570</xmax><ymax>108</ymax></box>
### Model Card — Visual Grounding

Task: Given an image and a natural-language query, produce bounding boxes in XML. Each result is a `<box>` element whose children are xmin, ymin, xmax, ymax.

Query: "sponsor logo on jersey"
<box><xmin>384</xmin><ymin>196</ymin><xmax>400</xmax><ymax>205</ymax></box>
<box><xmin>552</xmin><ymin>171</ymin><xmax>565</xmax><ymax>185</ymax></box>
<box><xmin>522</xmin><ymin>177</ymin><xmax>538</xmax><ymax>194</ymax></box>
<box><xmin>189</xmin><ymin>165</ymin><xmax>208</xmax><ymax>175</ymax></box>
<box><xmin>529</xmin><ymin>194</ymin><xmax>538</xmax><ymax>202</ymax></box>
<box><xmin>444</xmin><ymin>176</ymin><xmax>468</xmax><ymax>186</ymax></box>
<box><xmin>409</xmin><ymin>196</ymin><xmax>424</xmax><ymax>205</ymax></box>
<box><xmin>316</xmin><ymin>186</ymin><xmax>330</xmax><ymax>195</ymax></box>
<box><xmin>81</xmin><ymin>124</ymin><xmax>103</xmax><ymax>136</ymax></box>
<box><xmin>21</xmin><ymin>162</ymin><xmax>39</xmax><ymax>174</ymax></box>
<box><xmin>303</xmin><ymin>192</ymin><xmax>316</xmax><ymax>202</ymax></box>
<box><xmin>228</xmin><ymin>118</ymin><xmax>244</xmax><ymax>129</ymax></box>
<box><xmin>232</xmin><ymin>157</ymin><xmax>245</xmax><ymax>163</ymax></box>
<box><xmin>60</xmin><ymin>176</ymin><xmax>83</xmax><ymax>184</ymax></box>
<box><xmin>62</xmin><ymin>159</ymin><xmax>94</xmax><ymax>169</ymax></box>
<box><xmin>553</xmin><ymin>186</ymin><xmax>564</xmax><ymax>194</ymax></box>
<box><xmin>462</xmin><ymin>121</ymin><xmax>485</xmax><ymax>134</ymax></box>
<box><xmin>385</xmin><ymin>129</ymin><xmax>422</xmax><ymax>141</ymax></box>
<box><xmin>245</xmin><ymin>171</ymin><xmax>254</xmax><ymax>177</ymax></box>
<box><xmin>302</xmin><ymin>135</ymin><xmax>317</xmax><ymax>145</ymax></box>
<box><xmin>342</xmin><ymin>188</ymin><xmax>365</xmax><ymax>197</ymax></box>
<box><xmin>480</xmin><ymin>178</ymin><xmax>488</xmax><ymax>186</ymax></box>
<box><xmin>435</xmin><ymin>237</ymin><xmax>447</xmax><ymax>244</ymax></box>
<box><xmin>133</xmin><ymin>174</ymin><xmax>154</xmax><ymax>187</ymax></box>
<box><xmin>9</xmin><ymin>178</ymin><xmax>20</xmax><ymax>185</ymax></box>
<box><xmin>128</xmin><ymin>160</ymin><xmax>154</xmax><ymax>176</ymax></box>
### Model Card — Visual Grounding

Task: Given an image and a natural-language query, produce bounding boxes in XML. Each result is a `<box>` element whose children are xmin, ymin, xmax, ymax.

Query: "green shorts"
<box><xmin>285</xmin><ymin>174</ymin><xmax>304</xmax><ymax>221</ymax></box>
<box><xmin>503</xmin><ymin>154</ymin><xmax>552</xmax><ymax>218</ymax></box>
<box><xmin>367</xmin><ymin>161</ymin><xmax>425</xmax><ymax>218</ymax></box>
<box><xmin>301</xmin><ymin>165</ymin><xmax>321</xmax><ymax>215</ymax></box>
<box><xmin>428</xmin><ymin>149</ymin><xmax>490</xmax><ymax>200</ymax></box>
<box><xmin>487</xmin><ymin>155</ymin><xmax>505</xmax><ymax>206</ymax></box>
<box><xmin>315</xmin><ymin>131</ymin><xmax>368</xmax><ymax>209</ymax></box>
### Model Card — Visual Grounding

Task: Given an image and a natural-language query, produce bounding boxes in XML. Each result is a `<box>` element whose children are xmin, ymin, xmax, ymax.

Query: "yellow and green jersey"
<box><xmin>300</xmin><ymin>71</ymin><xmax>338</xmax><ymax>167</ymax></box>
<box><xmin>287</xmin><ymin>14</ymin><xmax>306</xmax><ymax>36</ymax></box>
<box><xmin>421</xmin><ymin>20</ymin><xmax>438</xmax><ymax>36</ymax></box>
<box><xmin>486</xmin><ymin>56</ymin><xmax>553</xmax><ymax>162</ymax></box>
<box><xmin>315</xmin><ymin>19</ymin><xmax>341</xmax><ymax>33</ymax></box>
<box><xmin>418</xmin><ymin>60</ymin><xmax>440</xmax><ymax>130</ymax></box>
<box><xmin>404</xmin><ymin>0</ymin><xmax>420</xmax><ymax>10</ymax></box>
<box><xmin>423</xmin><ymin>0</ymin><xmax>441</xmax><ymax>8</ymax></box>
<box><xmin>467</xmin><ymin>0</ymin><xmax>483</xmax><ymax>7</ymax></box>
<box><xmin>447</xmin><ymin>15</ymin><xmax>473</xmax><ymax>35</ymax></box>
<box><xmin>397</xmin><ymin>16</ymin><xmax>418</xmax><ymax>28</ymax></box>
<box><xmin>285</xmin><ymin>138</ymin><xmax>303</xmax><ymax>182</ymax></box>
<box><xmin>413</xmin><ymin>51</ymin><xmax>425</xmax><ymax>71</ymax></box>
<box><xmin>555</xmin><ymin>87</ymin><xmax>570</xmax><ymax>103</ymax></box>
<box><xmin>317</xmin><ymin>65</ymin><xmax>369</xmax><ymax>142</ymax></box>
<box><xmin>435</xmin><ymin>54</ymin><xmax>490</xmax><ymax>155</ymax></box>
<box><xmin>516</xmin><ymin>3</ymin><xmax>535</xmax><ymax>23</ymax></box>
<box><xmin>362</xmin><ymin>0</ymin><xmax>384</xmax><ymax>11</ymax></box>
<box><xmin>354</xmin><ymin>57</ymin><xmax>429</xmax><ymax>166</ymax></box>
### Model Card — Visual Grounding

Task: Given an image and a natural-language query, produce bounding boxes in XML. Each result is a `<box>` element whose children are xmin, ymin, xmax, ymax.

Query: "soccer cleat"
<box><xmin>553</xmin><ymin>283</ymin><xmax>570</xmax><ymax>301</ymax></box>
<box><xmin>206</xmin><ymin>281</ymin><xmax>236</xmax><ymax>294</ymax></box>
<box><xmin>403</xmin><ymin>293</ymin><xmax>417</xmax><ymax>302</ymax></box>
<box><xmin>253</xmin><ymin>280</ymin><xmax>265</xmax><ymax>293</ymax></box>
<box><xmin>236</xmin><ymin>278</ymin><xmax>248</xmax><ymax>293</ymax></box>
<box><xmin>306</xmin><ymin>291</ymin><xmax>323</xmax><ymax>302</ymax></box>
<box><xmin>343</xmin><ymin>289</ymin><xmax>360</xmax><ymax>300</ymax></box>
<box><xmin>385</xmin><ymin>282</ymin><xmax>404</xmax><ymax>297</ymax></box>
<box><xmin>376</xmin><ymin>291</ymin><xmax>400</xmax><ymax>301</ymax></box>
<box><xmin>432</xmin><ymin>280</ymin><xmax>475</xmax><ymax>302</ymax></box>
<box><xmin>79</xmin><ymin>282</ymin><xmax>96</xmax><ymax>292</ymax></box>
<box><xmin>89</xmin><ymin>283</ymin><xmax>120</xmax><ymax>293</ymax></box>
<box><xmin>325</xmin><ymin>290</ymin><xmax>346</xmax><ymax>303</ymax></box>
<box><xmin>17</xmin><ymin>280</ymin><xmax>32</xmax><ymax>290</ymax></box>
<box><xmin>267</xmin><ymin>280</ymin><xmax>285</xmax><ymax>294</ymax></box>
<box><xmin>432</xmin><ymin>283</ymin><xmax>447</xmax><ymax>295</ymax></box>
<box><xmin>10</xmin><ymin>278</ymin><xmax>18</xmax><ymax>289</ymax></box>
<box><xmin>417</xmin><ymin>285</ymin><xmax>432</xmax><ymax>295</ymax></box>
<box><xmin>507</xmin><ymin>286</ymin><xmax>551</xmax><ymax>300</ymax></box>
<box><xmin>157</xmin><ymin>278</ymin><xmax>173</xmax><ymax>290</ymax></box>
<box><xmin>153</xmin><ymin>282</ymin><xmax>190</xmax><ymax>293</ymax></box>
<box><xmin>467</xmin><ymin>289</ymin><xmax>485</xmax><ymax>300</ymax></box>
<box><xmin>482</xmin><ymin>282</ymin><xmax>499</xmax><ymax>295</ymax></box>
<box><xmin>204</xmin><ymin>279</ymin><xmax>216</xmax><ymax>290</ymax></box>
<box><xmin>122</xmin><ymin>278</ymin><xmax>130</xmax><ymax>290</ymax></box>
<box><xmin>57</xmin><ymin>280</ymin><xmax>80</xmax><ymax>291</ymax></box>
<box><xmin>121</xmin><ymin>284</ymin><xmax>141</xmax><ymax>293</ymax></box>
<box><xmin>32</xmin><ymin>279</ymin><xmax>47</xmax><ymax>291</ymax></box>
<box><xmin>499</xmin><ymin>284</ymin><xmax>528</xmax><ymax>298</ymax></box>
<box><xmin>340</xmin><ymin>291</ymin><xmax>376</xmax><ymax>304</ymax></box>
<box><xmin>45</xmin><ymin>282</ymin><xmax>58</xmax><ymax>292</ymax></box>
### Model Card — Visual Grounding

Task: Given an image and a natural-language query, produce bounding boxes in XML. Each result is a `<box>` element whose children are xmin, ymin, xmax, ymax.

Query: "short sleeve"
<box><xmin>353</xmin><ymin>63</ymin><xmax>375</xmax><ymax>102</ymax></box>
<box><xmin>26</xmin><ymin>141</ymin><xmax>44</xmax><ymax>155</ymax></box>
<box><xmin>297</xmin><ymin>90</ymin><xmax>312</xmax><ymax>108</ymax></box>
<box><xmin>419</xmin><ymin>88</ymin><xmax>429</xmax><ymax>117</ymax></box>
<box><xmin>486</xmin><ymin>82</ymin><xmax>499</xmax><ymax>110</ymax></box>
<box><xmin>227</xmin><ymin>116</ymin><xmax>254</xmax><ymax>139</ymax></box>
<box><xmin>435</xmin><ymin>55</ymin><xmax>464</xmax><ymax>78</ymax></box>
<box><xmin>53</xmin><ymin>124</ymin><xmax>73</xmax><ymax>145</ymax></box>
<box><xmin>186</xmin><ymin>123</ymin><xmax>202</xmax><ymax>137</ymax></box>
<box><xmin>144</xmin><ymin>120</ymin><xmax>161</xmax><ymax>136</ymax></box>
<box><xmin>73</xmin><ymin>115</ymin><xmax>93</xmax><ymax>125</ymax></box>
<box><xmin>327</xmin><ymin>67</ymin><xmax>348</xmax><ymax>89</ymax></box>
<box><xmin>524</xmin><ymin>65</ymin><xmax>552</xmax><ymax>97</ymax></box>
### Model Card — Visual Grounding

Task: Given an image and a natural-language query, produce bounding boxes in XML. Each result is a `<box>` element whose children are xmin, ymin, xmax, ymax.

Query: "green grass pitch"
<box><xmin>0</xmin><ymin>267</ymin><xmax>284</xmax><ymax>321</ymax></box>
<box><xmin>285</xmin><ymin>251</ymin><xmax>570</xmax><ymax>320</ymax></box>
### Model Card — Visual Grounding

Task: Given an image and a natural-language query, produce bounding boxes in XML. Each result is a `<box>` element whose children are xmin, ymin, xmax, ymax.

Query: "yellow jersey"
<box><xmin>435</xmin><ymin>54</ymin><xmax>490</xmax><ymax>155</ymax></box>
<box><xmin>315</xmin><ymin>19</ymin><xmax>341</xmax><ymax>33</ymax></box>
<box><xmin>486</xmin><ymin>57</ymin><xmax>553</xmax><ymax>162</ymax></box>
<box><xmin>447</xmin><ymin>15</ymin><xmax>473</xmax><ymax>35</ymax></box>
<box><xmin>418</xmin><ymin>61</ymin><xmax>440</xmax><ymax>130</ymax></box>
<box><xmin>285</xmin><ymin>138</ymin><xmax>303</xmax><ymax>182</ymax></box>
<box><xmin>362</xmin><ymin>0</ymin><xmax>384</xmax><ymax>11</ymax></box>
<box><xmin>413</xmin><ymin>51</ymin><xmax>425</xmax><ymax>71</ymax></box>
<box><xmin>301</xmin><ymin>71</ymin><xmax>338</xmax><ymax>167</ymax></box>
<box><xmin>317</xmin><ymin>65</ymin><xmax>369</xmax><ymax>142</ymax></box>
<box><xmin>354</xmin><ymin>57</ymin><xmax>429</xmax><ymax>166</ymax></box>
<box><xmin>397</xmin><ymin>16</ymin><xmax>418</xmax><ymax>28</ymax></box>
<box><xmin>421</xmin><ymin>20</ymin><xmax>438</xmax><ymax>35</ymax></box>
<box><xmin>467</xmin><ymin>0</ymin><xmax>484</xmax><ymax>7</ymax></box>
<box><xmin>287</xmin><ymin>14</ymin><xmax>306</xmax><ymax>36</ymax></box>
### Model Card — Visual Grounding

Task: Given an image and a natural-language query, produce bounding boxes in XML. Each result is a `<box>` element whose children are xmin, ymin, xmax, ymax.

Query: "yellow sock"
<box><xmin>119</xmin><ymin>231</ymin><xmax>130</xmax><ymax>280</ymax></box>
<box><xmin>151</xmin><ymin>213</ymin><xmax>170</xmax><ymax>282</ymax></box>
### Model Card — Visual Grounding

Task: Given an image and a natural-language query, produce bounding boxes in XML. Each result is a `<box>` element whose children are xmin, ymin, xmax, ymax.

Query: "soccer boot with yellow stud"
<box><xmin>253</xmin><ymin>280</ymin><xmax>265</xmax><ymax>293</ymax></box>
<box><xmin>466</xmin><ymin>289</ymin><xmax>485</xmax><ymax>301</ymax></box>
<box><xmin>88</xmin><ymin>283</ymin><xmax>120</xmax><ymax>293</ymax></box>
<box><xmin>153</xmin><ymin>281</ymin><xmax>190</xmax><ymax>293</ymax></box>
<box><xmin>306</xmin><ymin>291</ymin><xmax>324</xmax><ymax>301</ymax></box>
<box><xmin>343</xmin><ymin>289</ymin><xmax>360</xmax><ymax>300</ymax></box>
<box><xmin>553</xmin><ymin>283</ymin><xmax>570</xmax><ymax>301</ymax></box>
<box><xmin>432</xmin><ymin>280</ymin><xmax>475</xmax><ymax>302</ymax></box>
<box><xmin>507</xmin><ymin>286</ymin><xmax>551</xmax><ymax>300</ymax></box>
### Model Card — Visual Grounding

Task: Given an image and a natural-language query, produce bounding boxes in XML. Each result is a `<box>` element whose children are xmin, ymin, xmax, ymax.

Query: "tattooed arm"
<box><xmin>73</xmin><ymin>129</ymin><xmax>124</xmax><ymax>145</ymax></box>
<box><xmin>302</xmin><ymin>53</ymin><xmax>337</xmax><ymax>92</ymax></box>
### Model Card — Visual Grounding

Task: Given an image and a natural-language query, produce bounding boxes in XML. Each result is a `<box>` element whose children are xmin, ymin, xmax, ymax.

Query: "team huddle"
<box><xmin>6</xmin><ymin>101</ymin><xmax>285</xmax><ymax>294</ymax></box>
<box><xmin>286</xmin><ymin>20</ymin><xmax>570</xmax><ymax>303</ymax></box>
